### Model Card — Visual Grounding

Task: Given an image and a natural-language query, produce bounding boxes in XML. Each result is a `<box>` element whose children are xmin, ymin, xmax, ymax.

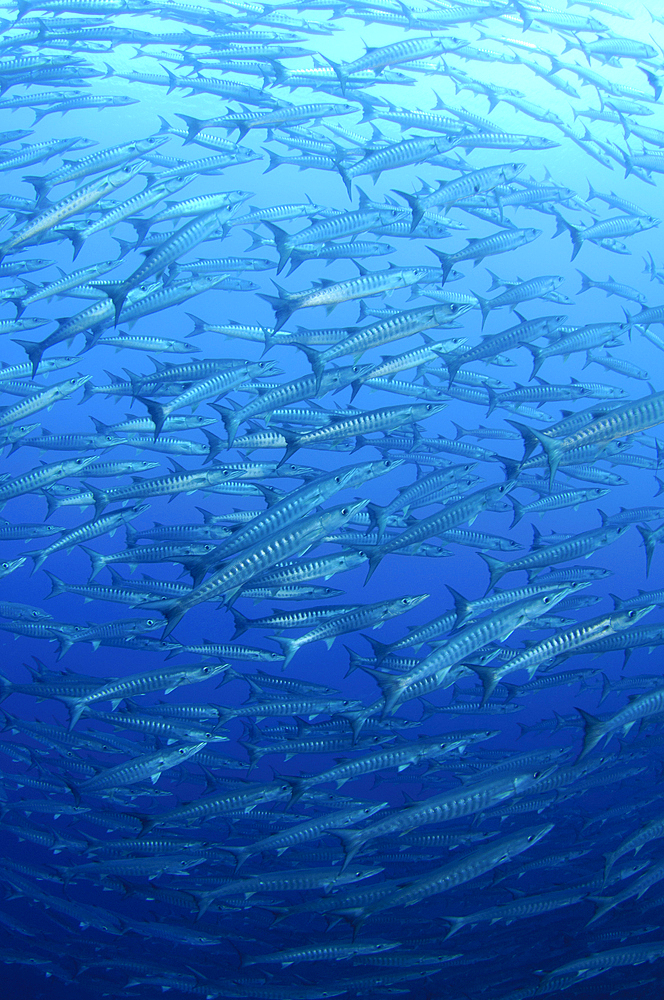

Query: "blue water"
<box><xmin>1</xmin><ymin>2</ymin><xmax>664</xmax><ymax>998</ymax></box>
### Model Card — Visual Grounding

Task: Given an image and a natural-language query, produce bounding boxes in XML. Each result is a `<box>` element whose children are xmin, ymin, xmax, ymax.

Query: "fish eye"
<box><xmin>628</xmin><ymin>610</ymin><xmax>638</xmax><ymax>618</ymax></box>
<box><xmin>341</xmin><ymin>507</ymin><xmax>349</xmax><ymax>515</ymax></box>
<box><xmin>426</xmin><ymin>404</ymin><xmax>432</xmax><ymax>411</ymax></box>
<box><xmin>202</xmin><ymin>666</ymin><xmax>211</xmax><ymax>673</ymax></box>
<box><xmin>401</xmin><ymin>598</ymin><xmax>409</xmax><ymax>605</ymax></box>
<box><xmin>542</xmin><ymin>596</ymin><xmax>551</xmax><ymax>604</ymax></box>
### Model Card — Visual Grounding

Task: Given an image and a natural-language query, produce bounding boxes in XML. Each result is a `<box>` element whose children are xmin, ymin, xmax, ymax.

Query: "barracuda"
<box><xmin>30</xmin><ymin>503</ymin><xmax>148</xmax><ymax>573</ymax></box>
<box><xmin>0</xmin><ymin>136</ymin><xmax>93</xmax><ymax>173</ymax></box>
<box><xmin>364</xmin><ymin>480</ymin><xmax>514</xmax><ymax>584</ymax></box>
<box><xmin>57</xmin><ymin>661</ymin><xmax>228</xmax><ymax>729</ymax></box>
<box><xmin>427</xmin><ymin>227</ymin><xmax>541</xmax><ymax>283</ymax></box>
<box><xmin>214</xmin><ymin>365</ymin><xmax>371</xmax><ymax>447</ymax></box>
<box><xmin>324</xmin><ymin>35</ymin><xmax>462</xmax><ymax>93</ymax></box>
<box><xmin>83</xmin><ymin>464</ymin><xmax>261</xmax><ymax>517</ymax></box>
<box><xmin>75</xmin><ymin>742</ymin><xmax>207</xmax><ymax>795</ymax></box>
<box><xmin>298</xmin><ymin>304</ymin><xmax>469</xmax><ymax>388</ymax></box>
<box><xmin>138</xmin><ymin>359</ymin><xmax>278</xmax><ymax>439</ymax></box>
<box><xmin>144</xmin><ymin>500</ymin><xmax>367</xmax><ymax>635</ymax></box>
<box><xmin>339</xmin><ymin>135</ymin><xmax>460</xmax><ymax>199</ymax></box>
<box><xmin>470</xmin><ymin>607</ymin><xmax>654</xmax><ymax>703</ymax></box>
<box><xmin>98</xmin><ymin>208</ymin><xmax>236</xmax><ymax>324</ymax></box>
<box><xmin>274</xmin><ymin>593</ymin><xmax>429</xmax><ymax>667</ymax></box>
<box><xmin>10</xmin><ymin>260</ymin><xmax>119</xmax><ymax>317</ymax></box>
<box><xmin>14</xmin><ymin>280</ymin><xmax>163</xmax><ymax>376</ymax></box>
<box><xmin>510</xmin><ymin>388</ymin><xmax>664</xmax><ymax>485</ymax></box>
<box><xmin>66</xmin><ymin>177</ymin><xmax>190</xmax><ymax>258</ymax></box>
<box><xmin>279</xmin><ymin>401</ymin><xmax>446</xmax><ymax>463</ymax></box>
<box><xmin>260</xmin><ymin>265</ymin><xmax>433</xmax><ymax>332</ymax></box>
<box><xmin>25</xmin><ymin>135</ymin><xmax>168</xmax><ymax>197</ymax></box>
<box><xmin>367</xmin><ymin>589</ymin><xmax>571</xmax><ymax>715</ymax></box>
<box><xmin>0</xmin><ymin>162</ymin><xmax>143</xmax><ymax>260</ymax></box>
<box><xmin>177</xmin><ymin>101</ymin><xmax>356</xmax><ymax>142</ymax></box>
<box><xmin>263</xmin><ymin>205</ymin><xmax>405</xmax><ymax>275</ymax></box>
<box><xmin>0</xmin><ymin>453</ymin><xmax>96</xmax><ymax>510</ymax></box>
<box><xmin>192</xmin><ymin>464</ymin><xmax>388</xmax><ymax>570</ymax></box>
<box><xmin>333</xmin><ymin>772</ymin><xmax>549</xmax><ymax>872</ymax></box>
<box><xmin>395</xmin><ymin>163</ymin><xmax>525</xmax><ymax>230</ymax></box>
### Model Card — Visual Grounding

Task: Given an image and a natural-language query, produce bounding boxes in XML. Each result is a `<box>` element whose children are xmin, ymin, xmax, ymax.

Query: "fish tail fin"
<box><xmin>585</xmin><ymin>894</ymin><xmax>618</xmax><ymax>927</ymax></box>
<box><xmin>360</xmin><ymin>632</ymin><xmax>392</xmax><ymax>663</ymax></box>
<box><xmin>337</xmin><ymin>162</ymin><xmax>353</xmax><ymax>200</ymax></box>
<box><xmin>12</xmin><ymin>338</ymin><xmax>44</xmax><ymax>378</ymax></box>
<box><xmin>23</xmin><ymin>174</ymin><xmax>50</xmax><ymax>200</ymax></box>
<box><xmin>365</xmin><ymin>501</ymin><xmax>388</xmax><ymax>539</ymax></box>
<box><xmin>319</xmin><ymin>53</ymin><xmax>347</xmax><ymax>94</ymax></box>
<box><xmin>506</xmin><ymin>419</ymin><xmax>561</xmax><ymax>487</ymax></box>
<box><xmin>271</xmin><ymin>635</ymin><xmax>300</xmax><ymax>669</ymax></box>
<box><xmin>575</xmin><ymin>706</ymin><xmax>608</xmax><ymax>761</ymax></box>
<box><xmin>477</xmin><ymin>551</ymin><xmax>507</xmax><ymax>592</ymax></box>
<box><xmin>94</xmin><ymin>280</ymin><xmax>128</xmax><ymax>325</ymax></box>
<box><xmin>472</xmin><ymin>291</ymin><xmax>491</xmax><ymax>329</ymax></box>
<box><xmin>637</xmin><ymin>523</ymin><xmax>656</xmax><ymax>577</ymax></box>
<box><xmin>202</xmin><ymin>429</ymin><xmax>223</xmax><ymax>464</ymax></box>
<box><xmin>295</xmin><ymin>342</ymin><xmax>324</xmax><ymax>389</ymax></box>
<box><xmin>173</xmin><ymin>113</ymin><xmax>210</xmax><ymax>143</ymax></box>
<box><xmin>43</xmin><ymin>570</ymin><xmax>66</xmax><ymax>599</ymax></box>
<box><xmin>446</xmin><ymin>584</ymin><xmax>473</xmax><ymax>628</ymax></box>
<box><xmin>363</xmin><ymin>546</ymin><xmax>384</xmax><ymax>585</ymax></box>
<box><xmin>61</xmin><ymin>227</ymin><xmax>85</xmax><ymax>259</ymax></box>
<box><xmin>229</xmin><ymin>607</ymin><xmax>250</xmax><ymax>640</ymax></box>
<box><xmin>426</xmin><ymin>244</ymin><xmax>453</xmax><ymax>281</ymax></box>
<box><xmin>328</xmin><ymin>828</ymin><xmax>366</xmax><ymax>873</ymax></box>
<box><xmin>602</xmin><ymin>851</ymin><xmax>618</xmax><ymax>885</ymax></box>
<box><xmin>81</xmin><ymin>545</ymin><xmax>106</xmax><ymax>581</ymax></box>
<box><xmin>257</xmin><ymin>280</ymin><xmax>295</xmax><ymax>333</ymax></box>
<box><xmin>393</xmin><ymin>189</ymin><xmax>423</xmax><ymax>232</ymax></box>
<box><xmin>161</xmin><ymin>602</ymin><xmax>185</xmax><ymax>638</ymax></box>
<box><xmin>467</xmin><ymin>663</ymin><xmax>501</xmax><ymax>705</ymax></box>
<box><xmin>576</xmin><ymin>269</ymin><xmax>594</xmax><ymax>294</ymax></box>
<box><xmin>136</xmin><ymin>395</ymin><xmax>166</xmax><ymax>439</ymax></box>
<box><xmin>519</xmin><ymin>341</ymin><xmax>544</xmax><ymax>379</ymax></box>
<box><xmin>29</xmin><ymin>550</ymin><xmax>47</xmax><ymax>575</ymax></box>
<box><xmin>58</xmin><ymin>695</ymin><xmax>86</xmax><ymax>731</ymax></box>
<box><xmin>509</xmin><ymin>495</ymin><xmax>525</xmax><ymax>529</ymax></box>
<box><xmin>442</xmin><ymin>916</ymin><xmax>469</xmax><ymax>940</ymax></box>
<box><xmin>260</xmin><ymin>222</ymin><xmax>292</xmax><ymax>274</ymax></box>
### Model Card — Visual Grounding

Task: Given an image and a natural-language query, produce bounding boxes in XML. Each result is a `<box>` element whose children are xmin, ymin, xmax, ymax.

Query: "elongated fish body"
<box><xmin>471</xmin><ymin>607</ymin><xmax>653</xmax><ymax>702</ymax></box>
<box><xmin>260</xmin><ymin>266</ymin><xmax>432</xmax><ymax>331</ymax></box>
<box><xmin>428</xmin><ymin>227</ymin><xmax>541</xmax><ymax>282</ymax></box>
<box><xmin>370</xmin><ymin>590</ymin><xmax>571</xmax><ymax>715</ymax></box>
<box><xmin>0</xmin><ymin>163</ymin><xmax>142</xmax><ymax>259</ymax></box>
<box><xmin>274</xmin><ymin>593</ymin><xmax>429</xmax><ymax>667</ymax></box>
<box><xmin>146</xmin><ymin>501</ymin><xmax>367</xmax><ymax>634</ymax></box>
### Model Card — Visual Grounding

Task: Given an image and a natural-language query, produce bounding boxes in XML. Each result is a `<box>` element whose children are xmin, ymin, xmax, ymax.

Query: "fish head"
<box><xmin>610</xmin><ymin>605</ymin><xmax>656</xmax><ymax>630</ymax></box>
<box><xmin>136</xmin><ymin>135</ymin><xmax>170</xmax><ymax>153</ymax></box>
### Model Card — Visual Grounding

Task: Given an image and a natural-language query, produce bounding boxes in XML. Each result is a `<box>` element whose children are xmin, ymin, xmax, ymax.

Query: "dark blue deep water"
<box><xmin>1</xmin><ymin>1</ymin><xmax>664</xmax><ymax>998</ymax></box>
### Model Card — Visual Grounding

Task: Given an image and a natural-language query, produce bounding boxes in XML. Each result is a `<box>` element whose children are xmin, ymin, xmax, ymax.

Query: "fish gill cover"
<box><xmin>0</xmin><ymin>0</ymin><xmax>664</xmax><ymax>997</ymax></box>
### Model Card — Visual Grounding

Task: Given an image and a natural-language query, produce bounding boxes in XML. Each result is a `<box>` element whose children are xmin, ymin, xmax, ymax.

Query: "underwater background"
<box><xmin>1</xmin><ymin>0</ymin><xmax>664</xmax><ymax>997</ymax></box>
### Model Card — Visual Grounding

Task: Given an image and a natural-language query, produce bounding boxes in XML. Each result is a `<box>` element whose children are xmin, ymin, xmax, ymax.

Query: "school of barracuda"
<box><xmin>2</xmin><ymin>0</ymin><xmax>664</xmax><ymax>997</ymax></box>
